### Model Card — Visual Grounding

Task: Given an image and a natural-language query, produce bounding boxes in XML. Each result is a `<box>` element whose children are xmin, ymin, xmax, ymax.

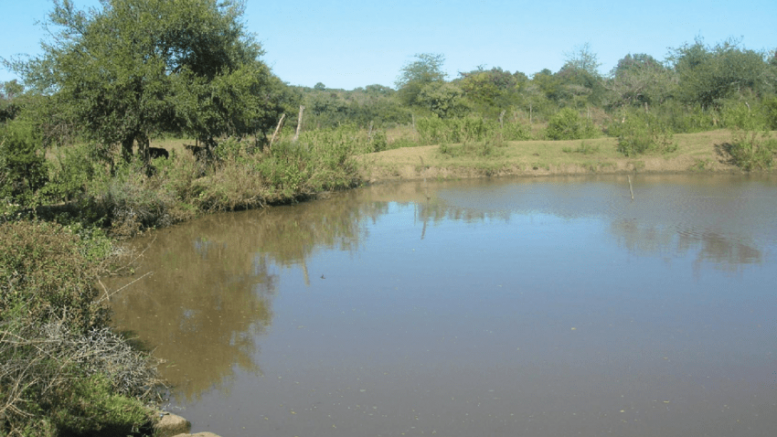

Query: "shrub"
<box><xmin>721</xmin><ymin>102</ymin><xmax>768</xmax><ymax>130</ymax></box>
<box><xmin>416</xmin><ymin>115</ymin><xmax>530</xmax><ymax>145</ymax></box>
<box><xmin>724</xmin><ymin>130</ymin><xmax>777</xmax><ymax>171</ymax></box>
<box><xmin>0</xmin><ymin>221</ymin><xmax>162</xmax><ymax>436</ymax></box>
<box><xmin>615</xmin><ymin>111</ymin><xmax>677</xmax><ymax>156</ymax></box>
<box><xmin>0</xmin><ymin>221</ymin><xmax>108</xmax><ymax>332</ymax></box>
<box><xmin>758</xmin><ymin>96</ymin><xmax>777</xmax><ymax>130</ymax></box>
<box><xmin>370</xmin><ymin>130</ymin><xmax>388</xmax><ymax>152</ymax></box>
<box><xmin>545</xmin><ymin>108</ymin><xmax>598</xmax><ymax>140</ymax></box>
<box><xmin>98</xmin><ymin>160</ymin><xmax>177</xmax><ymax>236</ymax></box>
<box><xmin>45</xmin><ymin>143</ymin><xmax>104</xmax><ymax>202</ymax></box>
<box><xmin>0</xmin><ymin>119</ymin><xmax>48</xmax><ymax>207</ymax></box>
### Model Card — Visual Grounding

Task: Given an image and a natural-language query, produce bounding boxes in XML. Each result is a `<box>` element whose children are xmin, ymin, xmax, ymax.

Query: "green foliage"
<box><xmin>607</xmin><ymin>53</ymin><xmax>676</xmax><ymax>110</ymax></box>
<box><xmin>670</xmin><ymin>39</ymin><xmax>774</xmax><ymax>109</ymax></box>
<box><xmin>370</xmin><ymin>130</ymin><xmax>389</xmax><ymax>152</ymax></box>
<box><xmin>1</xmin><ymin>321</ymin><xmax>159</xmax><ymax>437</ymax></box>
<box><xmin>50</xmin><ymin>374</ymin><xmax>151</xmax><ymax>436</ymax></box>
<box><xmin>614</xmin><ymin>111</ymin><xmax>677</xmax><ymax>156</ymax></box>
<box><xmin>416</xmin><ymin>82</ymin><xmax>469</xmax><ymax>118</ymax></box>
<box><xmin>724</xmin><ymin>130</ymin><xmax>777</xmax><ymax>171</ymax></box>
<box><xmin>416</xmin><ymin>115</ymin><xmax>530</xmax><ymax>146</ymax></box>
<box><xmin>0</xmin><ymin>119</ymin><xmax>49</xmax><ymax>207</ymax></box>
<box><xmin>0</xmin><ymin>221</ymin><xmax>108</xmax><ymax>332</ymax></box>
<box><xmin>396</xmin><ymin>54</ymin><xmax>447</xmax><ymax>107</ymax></box>
<box><xmin>10</xmin><ymin>0</ymin><xmax>284</xmax><ymax>162</ymax></box>
<box><xmin>44</xmin><ymin>143</ymin><xmax>103</xmax><ymax>202</ymax></box>
<box><xmin>457</xmin><ymin>67</ymin><xmax>527</xmax><ymax>116</ymax></box>
<box><xmin>720</xmin><ymin>102</ymin><xmax>768</xmax><ymax>130</ymax></box>
<box><xmin>301</xmin><ymin>86</ymin><xmax>409</xmax><ymax>130</ymax></box>
<box><xmin>762</xmin><ymin>96</ymin><xmax>777</xmax><ymax>130</ymax></box>
<box><xmin>0</xmin><ymin>80</ymin><xmax>24</xmax><ymax>123</ymax></box>
<box><xmin>0</xmin><ymin>221</ymin><xmax>161</xmax><ymax>436</ymax></box>
<box><xmin>545</xmin><ymin>108</ymin><xmax>599</xmax><ymax>140</ymax></box>
<box><xmin>98</xmin><ymin>159</ymin><xmax>179</xmax><ymax>234</ymax></box>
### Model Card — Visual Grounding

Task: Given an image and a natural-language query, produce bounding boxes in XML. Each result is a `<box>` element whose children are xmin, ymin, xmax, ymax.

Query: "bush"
<box><xmin>615</xmin><ymin>111</ymin><xmax>677</xmax><ymax>156</ymax></box>
<box><xmin>0</xmin><ymin>119</ymin><xmax>48</xmax><ymax>207</ymax></box>
<box><xmin>721</xmin><ymin>102</ymin><xmax>768</xmax><ymax>130</ymax></box>
<box><xmin>97</xmin><ymin>160</ymin><xmax>178</xmax><ymax>236</ymax></box>
<box><xmin>45</xmin><ymin>143</ymin><xmax>104</xmax><ymax>202</ymax></box>
<box><xmin>0</xmin><ymin>221</ymin><xmax>162</xmax><ymax>436</ymax></box>
<box><xmin>0</xmin><ymin>221</ymin><xmax>108</xmax><ymax>332</ymax></box>
<box><xmin>416</xmin><ymin>115</ymin><xmax>530</xmax><ymax>145</ymax></box>
<box><xmin>758</xmin><ymin>96</ymin><xmax>777</xmax><ymax>130</ymax></box>
<box><xmin>545</xmin><ymin>108</ymin><xmax>599</xmax><ymax>140</ymax></box>
<box><xmin>724</xmin><ymin>130</ymin><xmax>777</xmax><ymax>171</ymax></box>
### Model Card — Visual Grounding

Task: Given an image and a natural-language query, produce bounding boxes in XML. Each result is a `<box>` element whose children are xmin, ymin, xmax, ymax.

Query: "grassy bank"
<box><xmin>359</xmin><ymin>129</ymin><xmax>777</xmax><ymax>182</ymax></box>
<box><xmin>0</xmin><ymin>221</ymin><xmax>161</xmax><ymax>437</ymax></box>
<box><xmin>31</xmin><ymin>129</ymin><xmax>371</xmax><ymax>238</ymax></box>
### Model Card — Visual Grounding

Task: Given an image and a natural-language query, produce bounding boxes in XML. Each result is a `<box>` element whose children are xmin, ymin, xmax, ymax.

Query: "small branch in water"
<box><xmin>94</xmin><ymin>271</ymin><xmax>153</xmax><ymax>305</ymax></box>
<box><xmin>628</xmin><ymin>175</ymin><xmax>634</xmax><ymax>200</ymax></box>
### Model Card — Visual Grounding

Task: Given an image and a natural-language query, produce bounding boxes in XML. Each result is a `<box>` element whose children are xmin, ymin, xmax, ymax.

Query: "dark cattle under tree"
<box><xmin>149</xmin><ymin>147</ymin><xmax>169</xmax><ymax>159</ymax></box>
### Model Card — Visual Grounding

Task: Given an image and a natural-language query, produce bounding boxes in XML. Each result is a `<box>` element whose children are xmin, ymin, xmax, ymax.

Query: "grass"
<box><xmin>360</xmin><ymin>129</ymin><xmax>774</xmax><ymax>181</ymax></box>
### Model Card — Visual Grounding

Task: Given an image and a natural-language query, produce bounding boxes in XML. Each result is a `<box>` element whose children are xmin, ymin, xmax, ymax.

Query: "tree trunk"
<box><xmin>137</xmin><ymin>133</ymin><xmax>150</xmax><ymax>164</ymax></box>
<box><xmin>121</xmin><ymin>137</ymin><xmax>135</xmax><ymax>163</ymax></box>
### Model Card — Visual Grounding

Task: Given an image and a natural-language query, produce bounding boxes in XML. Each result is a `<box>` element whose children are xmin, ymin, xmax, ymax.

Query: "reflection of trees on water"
<box><xmin>110</xmin><ymin>192</ymin><xmax>385</xmax><ymax>401</ymax></box>
<box><xmin>111</xmin><ymin>177</ymin><xmax>775</xmax><ymax>401</ymax></box>
<box><xmin>609</xmin><ymin>219</ymin><xmax>762</xmax><ymax>271</ymax></box>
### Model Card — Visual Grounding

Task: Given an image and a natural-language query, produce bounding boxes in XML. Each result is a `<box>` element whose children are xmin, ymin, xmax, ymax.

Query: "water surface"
<box><xmin>111</xmin><ymin>174</ymin><xmax>777</xmax><ymax>437</ymax></box>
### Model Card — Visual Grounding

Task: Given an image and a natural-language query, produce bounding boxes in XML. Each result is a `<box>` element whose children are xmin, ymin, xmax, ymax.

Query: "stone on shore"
<box><xmin>154</xmin><ymin>413</ymin><xmax>191</xmax><ymax>437</ymax></box>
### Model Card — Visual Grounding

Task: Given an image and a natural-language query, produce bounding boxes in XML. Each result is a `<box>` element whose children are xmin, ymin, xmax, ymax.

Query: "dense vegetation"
<box><xmin>1</xmin><ymin>1</ymin><xmax>776</xmax><ymax>435</ymax></box>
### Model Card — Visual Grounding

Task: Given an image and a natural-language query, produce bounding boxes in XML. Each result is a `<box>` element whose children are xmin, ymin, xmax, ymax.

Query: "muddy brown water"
<box><xmin>110</xmin><ymin>174</ymin><xmax>777</xmax><ymax>437</ymax></box>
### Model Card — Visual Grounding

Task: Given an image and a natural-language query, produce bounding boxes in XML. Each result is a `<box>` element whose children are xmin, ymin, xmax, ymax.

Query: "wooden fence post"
<box><xmin>269</xmin><ymin>113</ymin><xmax>285</xmax><ymax>151</ymax></box>
<box><xmin>293</xmin><ymin>105</ymin><xmax>305</xmax><ymax>142</ymax></box>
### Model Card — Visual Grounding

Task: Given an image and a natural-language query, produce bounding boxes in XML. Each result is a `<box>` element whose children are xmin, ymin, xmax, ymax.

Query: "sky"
<box><xmin>1</xmin><ymin>0</ymin><xmax>776</xmax><ymax>90</ymax></box>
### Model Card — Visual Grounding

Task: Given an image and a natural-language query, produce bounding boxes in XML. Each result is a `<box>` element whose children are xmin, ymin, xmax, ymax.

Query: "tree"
<box><xmin>7</xmin><ymin>0</ymin><xmax>283</xmax><ymax>162</ymax></box>
<box><xmin>416</xmin><ymin>82</ymin><xmax>468</xmax><ymax>118</ymax></box>
<box><xmin>0</xmin><ymin>80</ymin><xmax>24</xmax><ymax>123</ymax></box>
<box><xmin>556</xmin><ymin>44</ymin><xmax>606</xmax><ymax>107</ymax></box>
<box><xmin>607</xmin><ymin>54</ymin><xmax>676</xmax><ymax>110</ymax></box>
<box><xmin>670</xmin><ymin>38</ymin><xmax>773</xmax><ymax>110</ymax></box>
<box><xmin>457</xmin><ymin>67</ymin><xmax>525</xmax><ymax>115</ymax></box>
<box><xmin>395</xmin><ymin>53</ymin><xmax>447</xmax><ymax>107</ymax></box>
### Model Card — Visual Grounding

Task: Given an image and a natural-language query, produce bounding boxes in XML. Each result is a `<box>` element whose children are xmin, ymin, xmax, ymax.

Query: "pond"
<box><xmin>110</xmin><ymin>174</ymin><xmax>777</xmax><ymax>437</ymax></box>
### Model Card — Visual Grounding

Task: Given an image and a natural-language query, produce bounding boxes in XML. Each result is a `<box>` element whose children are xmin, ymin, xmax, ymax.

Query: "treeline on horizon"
<box><xmin>291</xmin><ymin>41</ymin><xmax>777</xmax><ymax>135</ymax></box>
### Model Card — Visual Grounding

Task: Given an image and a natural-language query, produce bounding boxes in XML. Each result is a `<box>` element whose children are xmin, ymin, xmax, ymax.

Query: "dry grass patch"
<box><xmin>360</xmin><ymin>130</ymin><xmax>762</xmax><ymax>182</ymax></box>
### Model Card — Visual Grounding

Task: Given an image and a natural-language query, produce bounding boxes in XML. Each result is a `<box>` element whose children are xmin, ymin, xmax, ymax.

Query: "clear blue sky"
<box><xmin>2</xmin><ymin>0</ymin><xmax>775</xmax><ymax>90</ymax></box>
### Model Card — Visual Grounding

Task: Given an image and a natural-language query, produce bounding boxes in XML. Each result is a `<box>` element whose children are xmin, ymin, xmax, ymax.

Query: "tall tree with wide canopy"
<box><xmin>395</xmin><ymin>53</ymin><xmax>447</xmax><ymax>107</ymax></box>
<box><xmin>8</xmin><ymin>0</ymin><xmax>284</xmax><ymax>162</ymax></box>
<box><xmin>607</xmin><ymin>54</ymin><xmax>677</xmax><ymax>110</ymax></box>
<box><xmin>670</xmin><ymin>39</ymin><xmax>774</xmax><ymax>110</ymax></box>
